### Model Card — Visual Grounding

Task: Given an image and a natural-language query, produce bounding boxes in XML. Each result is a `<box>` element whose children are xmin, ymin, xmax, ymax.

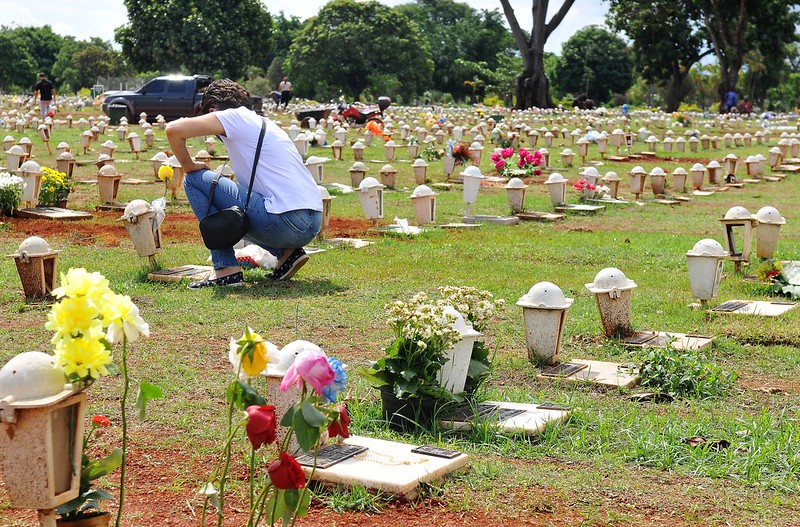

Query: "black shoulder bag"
<box><xmin>199</xmin><ymin>119</ymin><xmax>266</xmax><ymax>250</ymax></box>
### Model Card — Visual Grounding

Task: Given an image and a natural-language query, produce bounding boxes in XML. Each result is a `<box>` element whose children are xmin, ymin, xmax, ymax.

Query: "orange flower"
<box><xmin>365</xmin><ymin>120</ymin><xmax>383</xmax><ymax>136</ymax></box>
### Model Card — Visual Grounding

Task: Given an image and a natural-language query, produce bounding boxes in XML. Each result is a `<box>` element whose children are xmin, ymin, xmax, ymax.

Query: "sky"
<box><xmin>0</xmin><ymin>0</ymin><xmax>608</xmax><ymax>55</ymax></box>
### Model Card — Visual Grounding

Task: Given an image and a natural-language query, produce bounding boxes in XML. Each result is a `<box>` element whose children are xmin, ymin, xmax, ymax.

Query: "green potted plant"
<box><xmin>0</xmin><ymin>171</ymin><xmax>24</xmax><ymax>216</ymax></box>
<box><xmin>358</xmin><ymin>292</ymin><xmax>462</xmax><ymax>430</ymax></box>
<box><xmin>38</xmin><ymin>166</ymin><xmax>76</xmax><ymax>207</ymax></box>
<box><xmin>55</xmin><ymin>415</ymin><xmax>122</xmax><ymax>527</ymax></box>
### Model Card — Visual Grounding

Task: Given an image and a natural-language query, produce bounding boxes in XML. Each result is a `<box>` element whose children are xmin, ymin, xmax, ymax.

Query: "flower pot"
<box><xmin>379</xmin><ymin>387</ymin><xmax>436</xmax><ymax>432</ymax></box>
<box><xmin>57</xmin><ymin>512</ymin><xmax>111</xmax><ymax>527</ymax></box>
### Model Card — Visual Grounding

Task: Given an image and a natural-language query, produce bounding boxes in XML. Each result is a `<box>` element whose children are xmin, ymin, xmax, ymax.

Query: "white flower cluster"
<box><xmin>385</xmin><ymin>293</ymin><xmax>462</xmax><ymax>352</ymax></box>
<box><xmin>436</xmin><ymin>286</ymin><xmax>505</xmax><ymax>332</ymax></box>
<box><xmin>0</xmin><ymin>171</ymin><xmax>23</xmax><ymax>213</ymax></box>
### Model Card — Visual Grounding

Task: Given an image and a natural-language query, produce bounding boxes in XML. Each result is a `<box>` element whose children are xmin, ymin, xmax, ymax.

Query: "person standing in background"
<box><xmin>278</xmin><ymin>77</ymin><xmax>293</xmax><ymax>110</ymax></box>
<box><xmin>33</xmin><ymin>73</ymin><xmax>56</xmax><ymax>119</ymax></box>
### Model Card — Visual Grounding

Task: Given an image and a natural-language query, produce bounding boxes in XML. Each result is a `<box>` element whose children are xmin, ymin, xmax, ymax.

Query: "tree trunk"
<box><xmin>665</xmin><ymin>69</ymin><xmax>688</xmax><ymax>113</ymax></box>
<box><xmin>516</xmin><ymin>61</ymin><xmax>554</xmax><ymax>110</ymax></box>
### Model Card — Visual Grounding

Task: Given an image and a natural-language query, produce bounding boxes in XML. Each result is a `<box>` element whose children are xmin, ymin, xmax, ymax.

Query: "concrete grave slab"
<box><xmin>775</xmin><ymin>164</ymin><xmax>800</xmax><ymax>172</ymax></box>
<box><xmin>147</xmin><ymin>265</ymin><xmax>212</xmax><ymax>282</ymax></box>
<box><xmin>711</xmin><ymin>299</ymin><xmax>796</xmax><ymax>317</ymax></box>
<box><xmin>605</xmin><ymin>156</ymin><xmax>629</xmax><ymax>162</ymax></box>
<box><xmin>325</xmin><ymin>237</ymin><xmax>373</xmax><ymax>248</ymax></box>
<box><xmin>620</xmin><ymin>331</ymin><xmax>713</xmax><ymax>351</ymax></box>
<box><xmin>437</xmin><ymin>222</ymin><xmax>481</xmax><ymax>229</ymax></box>
<box><xmin>742</xmin><ymin>179</ymin><xmax>762</xmax><ymax>184</ymax></box>
<box><xmin>654</xmin><ymin>199</ymin><xmax>681</xmax><ymax>205</ymax></box>
<box><xmin>462</xmin><ymin>215</ymin><xmax>520</xmax><ymax>225</ymax></box>
<box><xmin>587</xmin><ymin>198</ymin><xmax>629</xmax><ymax>205</ymax></box>
<box><xmin>537</xmin><ymin>359</ymin><xmax>639</xmax><ymax>389</ymax></box>
<box><xmin>303</xmin><ymin>435</ymin><xmax>468</xmax><ymax>500</ymax></box>
<box><xmin>516</xmin><ymin>211</ymin><xmax>566</xmax><ymax>222</ymax></box>
<box><xmin>13</xmin><ymin>207</ymin><xmax>93</xmax><ymax>221</ymax></box>
<box><xmin>555</xmin><ymin>204</ymin><xmax>605</xmax><ymax>214</ymax></box>
<box><xmin>120</xmin><ymin>178</ymin><xmax>151</xmax><ymax>185</ymax></box>
<box><xmin>692</xmin><ymin>190</ymin><xmax>715</xmax><ymax>196</ymax></box>
<box><xmin>439</xmin><ymin>401</ymin><xmax>569</xmax><ymax>436</ymax></box>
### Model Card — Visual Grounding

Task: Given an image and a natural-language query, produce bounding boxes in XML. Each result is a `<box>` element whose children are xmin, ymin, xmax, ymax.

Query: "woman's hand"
<box><xmin>183</xmin><ymin>160</ymin><xmax>210</xmax><ymax>174</ymax></box>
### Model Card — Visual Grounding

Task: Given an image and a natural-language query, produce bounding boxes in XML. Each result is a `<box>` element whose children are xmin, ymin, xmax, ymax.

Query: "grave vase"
<box><xmin>592</xmin><ymin>290</ymin><xmax>634</xmax><ymax>338</ymax></box>
<box><xmin>521</xmin><ymin>306</ymin><xmax>569</xmax><ymax>365</ymax></box>
<box><xmin>379</xmin><ymin>388</ymin><xmax>436</xmax><ymax>432</ymax></box>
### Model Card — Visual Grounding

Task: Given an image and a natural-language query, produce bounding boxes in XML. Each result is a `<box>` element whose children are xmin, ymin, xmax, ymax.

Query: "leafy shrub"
<box><xmin>633</xmin><ymin>345</ymin><xmax>736</xmax><ymax>399</ymax></box>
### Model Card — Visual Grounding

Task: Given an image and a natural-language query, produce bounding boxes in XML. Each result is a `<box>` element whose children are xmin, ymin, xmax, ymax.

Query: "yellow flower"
<box><xmin>54</xmin><ymin>326</ymin><xmax>112</xmax><ymax>381</ymax></box>
<box><xmin>45</xmin><ymin>295</ymin><xmax>102</xmax><ymax>343</ymax></box>
<box><xmin>230</xmin><ymin>327</ymin><xmax>269</xmax><ymax>377</ymax></box>
<box><xmin>102</xmin><ymin>293</ymin><xmax>150</xmax><ymax>344</ymax></box>
<box><xmin>158</xmin><ymin>164</ymin><xmax>174</xmax><ymax>182</ymax></box>
<box><xmin>52</xmin><ymin>268</ymin><xmax>111</xmax><ymax>301</ymax></box>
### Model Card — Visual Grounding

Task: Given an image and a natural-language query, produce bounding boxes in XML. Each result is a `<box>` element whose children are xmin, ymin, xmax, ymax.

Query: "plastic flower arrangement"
<box><xmin>449</xmin><ymin>140</ymin><xmax>471</xmax><ymax>165</ymax></box>
<box><xmin>45</xmin><ymin>267</ymin><xmax>154</xmax><ymax>527</ymax></box>
<box><xmin>573</xmin><ymin>179</ymin><xmax>610</xmax><ymax>200</ymax></box>
<box><xmin>490</xmin><ymin>147</ymin><xmax>543</xmax><ymax>178</ymax></box>
<box><xmin>201</xmin><ymin>331</ymin><xmax>348</xmax><ymax>527</ymax></box>
<box><xmin>0</xmin><ymin>171</ymin><xmax>23</xmax><ymax>215</ymax></box>
<box><xmin>358</xmin><ymin>292</ymin><xmax>462</xmax><ymax>400</ymax></box>
<box><xmin>157</xmin><ymin>163</ymin><xmax>174</xmax><ymax>198</ymax></box>
<box><xmin>56</xmin><ymin>414</ymin><xmax>122</xmax><ymax>522</ymax></box>
<box><xmin>38</xmin><ymin>166</ymin><xmax>76</xmax><ymax>206</ymax></box>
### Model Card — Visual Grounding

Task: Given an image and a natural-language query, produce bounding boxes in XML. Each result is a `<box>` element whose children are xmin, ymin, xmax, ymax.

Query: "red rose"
<box><xmin>268</xmin><ymin>451</ymin><xmax>306</xmax><ymax>489</ymax></box>
<box><xmin>327</xmin><ymin>404</ymin><xmax>351</xmax><ymax>440</ymax></box>
<box><xmin>92</xmin><ymin>415</ymin><xmax>110</xmax><ymax>427</ymax></box>
<box><xmin>245</xmin><ymin>405</ymin><xmax>277</xmax><ymax>450</ymax></box>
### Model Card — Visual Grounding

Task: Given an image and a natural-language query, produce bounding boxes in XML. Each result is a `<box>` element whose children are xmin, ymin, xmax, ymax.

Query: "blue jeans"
<box><xmin>184</xmin><ymin>169</ymin><xmax>321</xmax><ymax>270</ymax></box>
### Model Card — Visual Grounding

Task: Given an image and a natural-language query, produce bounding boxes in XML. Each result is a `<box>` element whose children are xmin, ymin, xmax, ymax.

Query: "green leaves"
<box><xmin>635</xmin><ymin>345</ymin><xmax>736</xmax><ymax>399</ymax></box>
<box><xmin>82</xmin><ymin>448</ymin><xmax>123</xmax><ymax>482</ymax></box>
<box><xmin>135</xmin><ymin>382</ymin><xmax>164</xmax><ymax>419</ymax></box>
<box><xmin>228</xmin><ymin>379</ymin><xmax>268</xmax><ymax>410</ymax></box>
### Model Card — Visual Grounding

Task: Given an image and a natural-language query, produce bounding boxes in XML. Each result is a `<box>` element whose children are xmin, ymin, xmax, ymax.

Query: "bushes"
<box><xmin>634</xmin><ymin>345</ymin><xmax>736</xmax><ymax>399</ymax></box>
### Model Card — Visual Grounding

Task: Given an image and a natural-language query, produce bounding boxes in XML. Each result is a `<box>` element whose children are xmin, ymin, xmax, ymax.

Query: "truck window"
<box><xmin>141</xmin><ymin>79</ymin><xmax>166</xmax><ymax>95</ymax></box>
<box><xmin>167</xmin><ymin>81</ymin><xmax>186</xmax><ymax>95</ymax></box>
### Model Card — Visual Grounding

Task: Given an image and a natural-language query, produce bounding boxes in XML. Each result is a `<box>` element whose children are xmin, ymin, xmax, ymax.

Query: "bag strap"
<box><xmin>204</xmin><ymin>118</ymin><xmax>267</xmax><ymax>216</ymax></box>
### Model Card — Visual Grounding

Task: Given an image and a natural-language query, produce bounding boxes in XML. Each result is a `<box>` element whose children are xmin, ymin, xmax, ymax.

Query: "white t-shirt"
<box><xmin>279</xmin><ymin>80</ymin><xmax>292</xmax><ymax>92</ymax></box>
<box><xmin>215</xmin><ymin>107</ymin><xmax>321</xmax><ymax>214</ymax></box>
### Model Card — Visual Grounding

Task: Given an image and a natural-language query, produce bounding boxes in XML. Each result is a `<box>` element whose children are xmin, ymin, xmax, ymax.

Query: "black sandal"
<box><xmin>271</xmin><ymin>248</ymin><xmax>309</xmax><ymax>280</ymax></box>
<box><xmin>187</xmin><ymin>271</ymin><xmax>245</xmax><ymax>290</ymax></box>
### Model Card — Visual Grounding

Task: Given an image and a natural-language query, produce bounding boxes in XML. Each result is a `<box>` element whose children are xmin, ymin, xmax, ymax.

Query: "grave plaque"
<box><xmin>621</xmin><ymin>332</ymin><xmax>658</xmax><ymax>345</ymax></box>
<box><xmin>712</xmin><ymin>300</ymin><xmax>751</xmax><ymax>312</ymax></box>
<box><xmin>296</xmin><ymin>444</ymin><xmax>367</xmax><ymax>469</ymax></box>
<box><xmin>540</xmin><ymin>362</ymin><xmax>588</xmax><ymax>377</ymax></box>
<box><xmin>537</xmin><ymin>402</ymin><xmax>570</xmax><ymax>411</ymax></box>
<box><xmin>409</xmin><ymin>445</ymin><xmax>462</xmax><ymax>459</ymax></box>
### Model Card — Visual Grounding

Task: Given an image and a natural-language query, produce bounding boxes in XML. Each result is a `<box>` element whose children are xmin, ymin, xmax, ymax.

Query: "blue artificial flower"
<box><xmin>322</xmin><ymin>357</ymin><xmax>347</xmax><ymax>403</ymax></box>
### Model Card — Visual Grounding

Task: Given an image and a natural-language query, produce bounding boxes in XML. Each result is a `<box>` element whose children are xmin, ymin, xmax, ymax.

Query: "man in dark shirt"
<box><xmin>34</xmin><ymin>73</ymin><xmax>56</xmax><ymax>119</ymax></box>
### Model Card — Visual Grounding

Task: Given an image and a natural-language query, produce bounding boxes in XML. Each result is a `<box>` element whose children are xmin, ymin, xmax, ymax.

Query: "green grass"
<box><xmin>1</xmin><ymin>107</ymin><xmax>800</xmax><ymax>525</ymax></box>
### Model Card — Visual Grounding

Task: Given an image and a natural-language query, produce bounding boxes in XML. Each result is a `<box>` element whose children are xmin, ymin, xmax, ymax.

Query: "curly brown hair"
<box><xmin>199</xmin><ymin>79</ymin><xmax>252</xmax><ymax>115</ymax></box>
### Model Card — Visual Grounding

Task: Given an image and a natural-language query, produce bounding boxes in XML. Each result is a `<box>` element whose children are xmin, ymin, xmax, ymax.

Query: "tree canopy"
<box><xmin>552</xmin><ymin>25</ymin><xmax>633</xmax><ymax>104</ymax></box>
<box><xmin>115</xmin><ymin>0</ymin><xmax>273</xmax><ymax>79</ymax></box>
<box><xmin>285</xmin><ymin>0</ymin><xmax>433</xmax><ymax>102</ymax></box>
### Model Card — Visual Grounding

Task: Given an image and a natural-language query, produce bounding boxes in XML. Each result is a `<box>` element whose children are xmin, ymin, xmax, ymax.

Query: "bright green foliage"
<box><xmin>552</xmin><ymin>25</ymin><xmax>633</xmax><ymax>104</ymax></box>
<box><xmin>634</xmin><ymin>346</ymin><xmax>736</xmax><ymax>399</ymax></box>
<box><xmin>0</xmin><ymin>30</ymin><xmax>38</xmax><ymax>91</ymax></box>
<box><xmin>285</xmin><ymin>0</ymin><xmax>433</xmax><ymax>101</ymax></box>
<box><xmin>115</xmin><ymin>0</ymin><xmax>273</xmax><ymax>79</ymax></box>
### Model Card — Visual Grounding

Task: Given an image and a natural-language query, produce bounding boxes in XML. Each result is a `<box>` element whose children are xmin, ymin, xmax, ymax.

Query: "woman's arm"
<box><xmin>165</xmin><ymin>113</ymin><xmax>225</xmax><ymax>174</ymax></box>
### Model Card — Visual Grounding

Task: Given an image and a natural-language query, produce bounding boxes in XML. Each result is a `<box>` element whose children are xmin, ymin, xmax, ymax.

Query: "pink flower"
<box><xmin>280</xmin><ymin>349</ymin><xmax>336</xmax><ymax>395</ymax></box>
<box><xmin>524</xmin><ymin>154</ymin><xmax>537</xmax><ymax>165</ymax></box>
<box><xmin>518</xmin><ymin>157</ymin><xmax>526</xmax><ymax>168</ymax></box>
<box><xmin>533</xmin><ymin>169</ymin><xmax>542</xmax><ymax>176</ymax></box>
<box><xmin>495</xmin><ymin>159</ymin><xmax>506</xmax><ymax>170</ymax></box>
<box><xmin>587</xmin><ymin>183</ymin><xmax>596</xmax><ymax>191</ymax></box>
<box><xmin>501</xmin><ymin>147</ymin><xmax>514</xmax><ymax>158</ymax></box>
<box><xmin>518</xmin><ymin>148</ymin><xmax>530</xmax><ymax>158</ymax></box>
<box><xmin>490</xmin><ymin>152</ymin><xmax>501</xmax><ymax>163</ymax></box>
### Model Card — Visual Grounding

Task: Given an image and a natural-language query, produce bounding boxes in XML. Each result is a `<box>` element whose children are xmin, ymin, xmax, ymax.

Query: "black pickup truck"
<box><xmin>101</xmin><ymin>75</ymin><xmax>263</xmax><ymax>122</ymax></box>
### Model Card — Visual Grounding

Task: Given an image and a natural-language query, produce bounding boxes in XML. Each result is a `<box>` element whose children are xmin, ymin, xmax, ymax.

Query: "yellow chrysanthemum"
<box><xmin>54</xmin><ymin>326</ymin><xmax>112</xmax><ymax>381</ymax></box>
<box><xmin>158</xmin><ymin>164</ymin><xmax>174</xmax><ymax>182</ymax></box>
<box><xmin>52</xmin><ymin>267</ymin><xmax>111</xmax><ymax>301</ymax></box>
<box><xmin>45</xmin><ymin>295</ymin><xmax>102</xmax><ymax>343</ymax></box>
<box><xmin>103</xmin><ymin>293</ymin><xmax>150</xmax><ymax>344</ymax></box>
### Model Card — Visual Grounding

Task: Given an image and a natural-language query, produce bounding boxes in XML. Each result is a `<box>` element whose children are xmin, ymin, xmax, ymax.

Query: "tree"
<box><xmin>285</xmin><ymin>0</ymin><xmax>433</xmax><ymax>102</ymax></box>
<box><xmin>551</xmin><ymin>26</ymin><xmax>633</xmax><ymax>105</ymax></box>
<box><xmin>499</xmin><ymin>0</ymin><xmax>575</xmax><ymax>109</ymax></box>
<box><xmin>10</xmin><ymin>26</ymin><xmax>64</xmax><ymax>78</ymax></box>
<box><xmin>0</xmin><ymin>29</ymin><xmax>37</xmax><ymax>92</ymax></box>
<box><xmin>606</xmin><ymin>0</ymin><xmax>713</xmax><ymax>112</ymax></box>
<box><xmin>395</xmin><ymin>0</ymin><xmax>514</xmax><ymax>102</ymax></box>
<box><xmin>115</xmin><ymin>0</ymin><xmax>273</xmax><ymax>79</ymax></box>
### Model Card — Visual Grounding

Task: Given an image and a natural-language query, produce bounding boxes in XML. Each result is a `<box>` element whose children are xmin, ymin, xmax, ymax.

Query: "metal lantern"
<box><xmin>719</xmin><ymin>206</ymin><xmax>757</xmax><ymax>272</ymax></box>
<box><xmin>517</xmin><ymin>282</ymin><xmax>573</xmax><ymax>365</ymax></box>
<box><xmin>585</xmin><ymin>267</ymin><xmax>637</xmax><ymax>338</ymax></box>
<box><xmin>544</xmin><ymin>173</ymin><xmax>568</xmax><ymax>206</ymax></box>
<box><xmin>754</xmin><ymin>206</ymin><xmax>786</xmax><ymax>259</ymax></box>
<box><xmin>357</xmin><ymin>177</ymin><xmax>384</xmax><ymax>223</ymax></box>
<box><xmin>7</xmin><ymin>236</ymin><xmax>60</xmax><ymax>300</ymax></box>
<box><xmin>686</xmin><ymin>239</ymin><xmax>727</xmax><ymax>306</ymax></box>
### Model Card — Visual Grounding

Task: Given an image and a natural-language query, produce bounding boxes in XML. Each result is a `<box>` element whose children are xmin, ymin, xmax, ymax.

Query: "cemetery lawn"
<box><xmin>1</xmin><ymin>110</ymin><xmax>800</xmax><ymax>526</ymax></box>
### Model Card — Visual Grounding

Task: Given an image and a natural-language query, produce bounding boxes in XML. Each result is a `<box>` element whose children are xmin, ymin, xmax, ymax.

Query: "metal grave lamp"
<box><xmin>461</xmin><ymin>165</ymin><xmax>486</xmax><ymax>217</ymax></box>
<box><xmin>2</xmin><ymin>135</ymin><xmax>14</xmax><ymax>151</ymax></box>
<box><xmin>329</xmin><ymin>139</ymin><xmax>344</xmax><ymax>160</ymax></box>
<box><xmin>649</xmin><ymin>166</ymin><xmax>667</xmax><ymax>196</ymax></box>
<box><xmin>517</xmin><ymin>281</ymin><xmax>573</xmax><ymax>365</ymax></box>
<box><xmin>690</xmin><ymin>163</ymin><xmax>706</xmax><ymax>190</ymax></box>
<box><xmin>0</xmin><ymin>351</ymin><xmax>85</xmax><ymax>527</ymax></box>
<box><xmin>686</xmin><ymin>239</ymin><xmax>727</xmax><ymax>307</ymax></box>
<box><xmin>580</xmin><ymin>166</ymin><xmax>601</xmax><ymax>197</ymax></box>
<box><xmin>19</xmin><ymin>136</ymin><xmax>33</xmax><ymax>157</ymax></box>
<box><xmin>378</xmin><ymin>164</ymin><xmax>397</xmax><ymax>188</ymax></box>
<box><xmin>149</xmin><ymin>151</ymin><xmax>169</xmax><ymax>180</ymax></box>
<box><xmin>544</xmin><ymin>172</ymin><xmax>568</xmax><ymax>207</ymax></box>
<box><xmin>55</xmin><ymin>152</ymin><xmax>76</xmax><ymax>179</ymax></box>
<box><xmin>80</xmin><ymin>130</ymin><xmax>93</xmax><ymax>154</ymax></box>
<box><xmin>7</xmin><ymin>236</ymin><xmax>60</xmax><ymax>300</ymax></box>
<box><xmin>55</xmin><ymin>141</ymin><xmax>70</xmax><ymax>156</ymax></box>
<box><xmin>97</xmin><ymin>164</ymin><xmax>122</xmax><ymax>204</ymax></box>
<box><xmin>412</xmin><ymin>158</ymin><xmax>429</xmax><ymax>184</ymax></box>
<box><xmin>293</xmin><ymin>133</ymin><xmax>309</xmax><ymax>157</ymax></box>
<box><xmin>468</xmin><ymin>141</ymin><xmax>484</xmax><ymax>166</ymax></box>
<box><xmin>94</xmin><ymin>153</ymin><xmax>114</xmax><ymax>171</ymax></box>
<box><xmin>99</xmin><ymin>140</ymin><xmax>117</xmax><ymax>158</ymax></box>
<box><xmin>576</xmin><ymin>137</ymin><xmax>589</xmax><ymax>165</ymax></box>
<box><xmin>719</xmin><ymin>206</ymin><xmax>757</xmax><ymax>272</ymax></box>
<box><xmin>560</xmin><ymin>147</ymin><xmax>575</xmax><ymax>167</ymax></box>
<box><xmin>675</xmin><ymin>136</ymin><xmax>686</xmax><ymax>152</ymax></box>
<box><xmin>384</xmin><ymin>140</ymin><xmax>397</xmax><ymax>162</ymax></box>
<box><xmin>409</xmin><ymin>184</ymin><xmax>437</xmax><ymax>225</ymax></box>
<box><xmin>407</xmin><ymin>138</ymin><xmax>420</xmax><ymax>158</ymax></box>
<box><xmin>349</xmin><ymin>161</ymin><xmax>368</xmax><ymax>188</ymax></box>
<box><xmin>672</xmin><ymin>167</ymin><xmax>688</xmax><ymax>193</ymax></box>
<box><xmin>585</xmin><ymin>267</ymin><xmax>638</xmax><ymax>338</ymax></box>
<box><xmin>317</xmin><ymin>185</ymin><xmax>334</xmax><ymax>238</ymax></box>
<box><xmin>36</xmin><ymin>124</ymin><xmax>52</xmax><ymax>155</ymax></box>
<box><xmin>16</xmin><ymin>160</ymin><xmax>43</xmax><ymax>208</ymax></box>
<box><xmin>437</xmin><ymin>307</ymin><xmax>481</xmax><ymax>393</ymax></box>
<box><xmin>127</xmin><ymin>132</ymin><xmax>142</xmax><ymax>159</ymax></box>
<box><xmin>118</xmin><ymin>199</ymin><xmax>162</xmax><ymax>268</ymax></box>
<box><xmin>5</xmin><ymin>144</ymin><xmax>26</xmax><ymax>171</ymax></box>
<box><xmin>767</xmin><ymin>146</ymin><xmax>783</xmax><ymax>170</ymax></box>
<box><xmin>602</xmin><ymin>171</ymin><xmax>621</xmax><ymax>199</ymax></box>
<box><xmin>596</xmin><ymin>132</ymin><xmax>608</xmax><ymax>158</ymax></box>
<box><xmin>357</xmin><ymin>176</ymin><xmax>385</xmax><ymax>225</ymax></box>
<box><xmin>662</xmin><ymin>136</ymin><xmax>674</xmax><ymax>152</ymax></box>
<box><xmin>204</xmin><ymin>135</ymin><xmax>217</xmax><ymax>155</ymax></box>
<box><xmin>116</xmin><ymin>125</ymin><xmax>127</xmax><ymax>141</ymax></box>
<box><xmin>646</xmin><ymin>135</ymin><xmax>659</xmax><ymax>152</ymax></box>
<box><xmin>504</xmin><ymin>177</ymin><xmax>527</xmax><ymax>213</ymax></box>
<box><xmin>723</xmin><ymin>153</ymin><xmax>738</xmax><ymax>176</ymax></box>
<box><xmin>304</xmin><ymin>156</ymin><xmax>328</xmax><ymax>184</ymax></box>
<box><xmin>350</xmin><ymin>140</ymin><xmax>365</xmax><ymax>161</ymax></box>
<box><xmin>610</xmin><ymin>128</ymin><xmax>624</xmax><ymax>154</ymax></box>
<box><xmin>754</xmin><ymin>206</ymin><xmax>786</xmax><ymax>259</ymax></box>
<box><xmin>688</xmin><ymin>136</ymin><xmax>699</xmax><ymax>153</ymax></box>
<box><xmin>629</xmin><ymin>165</ymin><xmax>646</xmax><ymax>201</ymax></box>
<box><xmin>143</xmin><ymin>128</ymin><xmax>155</xmax><ymax>148</ymax></box>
